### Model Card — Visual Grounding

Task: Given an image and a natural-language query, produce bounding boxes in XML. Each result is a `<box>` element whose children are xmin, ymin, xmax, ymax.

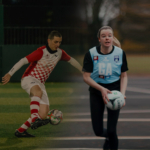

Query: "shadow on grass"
<box><xmin>0</xmin><ymin>137</ymin><xmax>38</xmax><ymax>150</ymax></box>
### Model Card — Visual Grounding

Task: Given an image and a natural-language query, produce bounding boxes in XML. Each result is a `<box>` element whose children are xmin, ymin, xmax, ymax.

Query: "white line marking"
<box><xmin>63</xmin><ymin>118</ymin><xmax>150</xmax><ymax>122</ymax></box>
<box><xmin>119</xmin><ymin>109</ymin><xmax>150</xmax><ymax>113</ymax></box>
<box><xmin>64</xmin><ymin>109</ymin><xmax>150</xmax><ymax>116</ymax></box>
<box><xmin>126</xmin><ymin>95</ymin><xmax>150</xmax><ymax>99</ymax></box>
<box><xmin>64</xmin><ymin>112</ymin><xmax>91</xmax><ymax>116</ymax></box>
<box><xmin>51</xmin><ymin>136</ymin><xmax>150</xmax><ymax>140</ymax></box>
<box><xmin>127</xmin><ymin>87</ymin><xmax>150</xmax><ymax>94</ymax></box>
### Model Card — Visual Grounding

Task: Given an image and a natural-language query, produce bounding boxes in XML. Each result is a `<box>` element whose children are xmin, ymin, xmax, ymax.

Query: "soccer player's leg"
<box><xmin>30</xmin><ymin>85</ymin><xmax>43</xmax><ymax>123</ymax></box>
<box><xmin>15</xmin><ymin>103</ymin><xmax>50</xmax><ymax>137</ymax></box>
<box><xmin>31</xmin><ymin>104</ymin><xmax>50</xmax><ymax>129</ymax></box>
<box><xmin>15</xmin><ymin>117</ymin><xmax>35</xmax><ymax>137</ymax></box>
<box><xmin>15</xmin><ymin>77</ymin><xmax>41</xmax><ymax>137</ymax></box>
<box><xmin>20</xmin><ymin>77</ymin><xmax>50</xmax><ymax>130</ymax></box>
<box><xmin>20</xmin><ymin>77</ymin><xmax>44</xmax><ymax>130</ymax></box>
<box><xmin>30</xmin><ymin>86</ymin><xmax>50</xmax><ymax>129</ymax></box>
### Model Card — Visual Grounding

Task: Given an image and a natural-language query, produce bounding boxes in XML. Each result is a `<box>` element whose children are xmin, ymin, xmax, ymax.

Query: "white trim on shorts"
<box><xmin>21</xmin><ymin>76</ymin><xmax>50</xmax><ymax>105</ymax></box>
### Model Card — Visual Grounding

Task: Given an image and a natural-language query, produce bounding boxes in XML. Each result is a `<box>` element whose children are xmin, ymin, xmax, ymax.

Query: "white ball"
<box><xmin>48</xmin><ymin>109</ymin><xmax>63</xmax><ymax>125</ymax></box>
<box><xmin>106</xmin><ymin>90</ymin><xmax>125</xmax><ymax>110</ymax></box>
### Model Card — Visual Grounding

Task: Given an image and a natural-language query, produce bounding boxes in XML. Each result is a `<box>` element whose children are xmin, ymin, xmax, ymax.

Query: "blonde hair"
<box><xmin>97</xmin><ymin>26</ymin><xmax>113</xmax><ymax>38</ymax></box>
<box><xmin>113</xmin><ymin>36</ymin><xmax>121</xmax><ymax>48</ymax></box>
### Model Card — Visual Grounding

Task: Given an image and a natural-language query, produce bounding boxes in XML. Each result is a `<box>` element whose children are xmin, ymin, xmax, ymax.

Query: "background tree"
<box><xmin>112</xmin><ymin>0</ymin><xmax>150</xmax><ymax>53</ymax></box>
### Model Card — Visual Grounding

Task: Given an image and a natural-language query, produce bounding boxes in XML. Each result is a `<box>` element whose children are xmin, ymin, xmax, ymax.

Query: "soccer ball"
<box><xmin>106</xmin><ymin>90</ymin><xmax>125</xmax><ymax>110</ymax></box>
<box><xmin>48</xmin><ymin>109</ymin><xmax>63</xmax><ymax>125</ymax></box>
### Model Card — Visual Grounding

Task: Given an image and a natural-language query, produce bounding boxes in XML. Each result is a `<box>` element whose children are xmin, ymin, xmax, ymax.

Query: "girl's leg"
<box><xmin>107</xmin><ymin>108</ymin><xmax>120</xmax><ymax>150</ymax></box>
<box><xmin>90</xmin><ymin>92</ymin><xmax>107</xmax><ymax>137</ymax></box>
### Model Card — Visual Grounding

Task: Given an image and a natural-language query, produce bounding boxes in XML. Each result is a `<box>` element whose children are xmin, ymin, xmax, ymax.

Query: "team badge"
<box><xmin>46</xmin><ymin>54</ymin><xmax>50</xmax><ymax>59</ymax></box>
<box><xmin>99</xmin><ymin>75</ymin><xmax>104</xmax><ymax>79</ymax></box>
<box><xmin>114</xmin><ymin>55</ymin><xmax>119</xmax><ymax>63</ymax></box>
<box><xmin>93</xmin><ymin>56</ymin><xmax>98</xmax><ymax>60</ymax></box>
<box><xmin>103</xmin><ymin>57</ymin><xmax>109</xmax><ymax>61</ymax></box>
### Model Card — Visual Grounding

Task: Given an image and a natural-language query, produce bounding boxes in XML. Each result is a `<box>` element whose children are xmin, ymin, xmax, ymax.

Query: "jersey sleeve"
<box><xmin>60</xmin><ymin>50</ymin><xmax>71</xmax><ymax>61</ymax></box>
<box><xmin>26</xmin><ymin>48</ymin><xmax>43</xmax><ymax>63</ymax></box>
<box><xmin>121</xmin><ymin>51</ymin><xmax>128</xmax><ymax>72</ymax></box>
<box><xmin>8</xmin><ymin>57</ymin><xmax>28</xmax><ymax>76</ymax></box>
<box><xmin>82</xmin><ymin>51</ymin><xmax>93</xmax><ymax>72</ymax></box>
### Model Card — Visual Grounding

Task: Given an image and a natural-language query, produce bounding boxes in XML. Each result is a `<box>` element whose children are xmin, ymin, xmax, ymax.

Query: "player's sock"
<box><xmin>30</xmin><ymin>96</ymin><xmax>41</xmax><ymax>122</ymax></box>
<box><xmin>17</xmin><ymin>117</ymin><xmax>32</xmax><ymax>133</ymax></box>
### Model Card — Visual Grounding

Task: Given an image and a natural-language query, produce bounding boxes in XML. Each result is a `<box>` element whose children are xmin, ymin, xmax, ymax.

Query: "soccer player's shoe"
<box><xmin>31</xmin><ymin>118</ymin><xmax>50</xmax><ymax>130</ymax></box>
<box><xmin>15</xmin><ymin>130</ymin><xmax>35</xmax><ymax>137</ymax></box>
<box><xmin>103</xmin><ymin>138</ymin><xmax>110</xmax><ymax>150</ymax></box>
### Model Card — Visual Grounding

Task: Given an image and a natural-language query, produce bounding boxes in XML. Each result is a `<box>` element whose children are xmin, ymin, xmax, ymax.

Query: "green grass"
<box><xmin>126</xmin><ymin>55</ymin><xmax>150</xmax><ymax>75</ymax></box>
<box><xmin>0</xmin><ymin>82</ymin><xmax>79</xmax><ymax>150</ymax></box>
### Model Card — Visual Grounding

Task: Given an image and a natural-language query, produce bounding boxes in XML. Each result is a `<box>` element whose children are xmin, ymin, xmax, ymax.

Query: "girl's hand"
<box><xmin>121</xmin><ymin>95</ymin><xmax>126</xmax><ymax>108</ymax></box>
<box><xmin>101</xmin><ymin>87</ymin><xmax>112</xmax><ymax>104</ymax></box>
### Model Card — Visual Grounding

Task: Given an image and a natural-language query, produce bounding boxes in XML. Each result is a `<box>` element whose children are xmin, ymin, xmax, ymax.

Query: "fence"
<box><xmin>4</xmin><ymin>27</ymin><xmax>87</xmax><ymax>45</ymax></box>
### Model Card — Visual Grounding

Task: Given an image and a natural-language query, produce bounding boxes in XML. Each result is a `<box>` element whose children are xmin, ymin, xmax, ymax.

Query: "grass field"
<box><xmin>0</xmin><ymin>82</ymin><xmax>80</xmax><ymax>150</ymax></box>
<box><xmin>126</xmin><ymin>55</ymin><xmax>150</xmax><ymax>75</ymax></box>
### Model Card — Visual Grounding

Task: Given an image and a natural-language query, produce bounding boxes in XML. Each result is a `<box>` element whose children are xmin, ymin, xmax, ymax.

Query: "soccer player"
<box><xmin>2</xmin><ymin>30</ymin><xmax>82</xmax><ymax>137</ymax></box>
<box><xmin>82</xmin><ymin>26</ymin><xmax>128</xmax><ymax>150</ymax></box>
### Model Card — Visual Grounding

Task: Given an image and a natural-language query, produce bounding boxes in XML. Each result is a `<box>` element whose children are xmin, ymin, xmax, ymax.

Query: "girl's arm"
<box><xmin>83</xmin><ymin>72</ymin><xmax>111</xmax><ymax>104</ymax></box>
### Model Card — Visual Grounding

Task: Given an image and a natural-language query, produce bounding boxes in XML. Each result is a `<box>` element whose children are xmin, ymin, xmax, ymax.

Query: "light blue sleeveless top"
<box><xmin>90</xmin><ymin>46</ymin><xmax>123</xmax><ymax>84</ymax></box>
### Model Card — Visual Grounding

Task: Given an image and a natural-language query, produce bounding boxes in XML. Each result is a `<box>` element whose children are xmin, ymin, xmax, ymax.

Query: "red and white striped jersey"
<box><xmin>22</xmin><ymin>45</ymin><xmax>71</xmax><ymax>83</ymax></box>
